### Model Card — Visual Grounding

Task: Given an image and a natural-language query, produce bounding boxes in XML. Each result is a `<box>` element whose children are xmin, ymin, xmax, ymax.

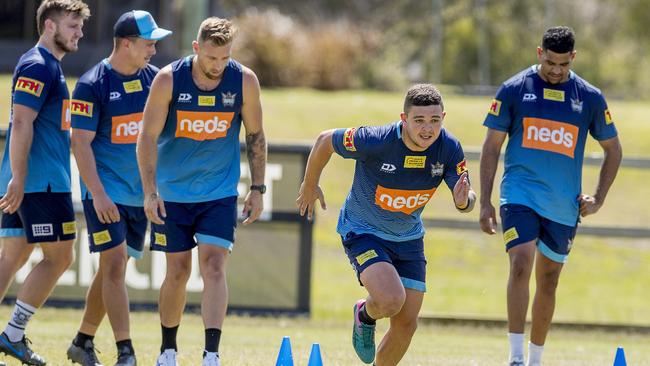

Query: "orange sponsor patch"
<box><xmin>61</xmin><ymin>99</ymin><xmax>70</xmax><ymax>131</ymax></box>
<box><xmin>522</xmin><ymin>118</ymin><xmax>578</xmax><ymax>158</ymax></box>
<box><xmin>15</xmin><ymin>77</ymin><xmax>44</xmax><ymax>97</ymax></box>
<box><xmin>343</xmin><ymin>127</ymin><xmax>357</xmax><ymax>151</ymax></box>
<box><xmin>374</xmin><ymin>185</ymin><xmax>436</xmax><ymax>215</ymax></box>
<box><xmin>70</xmin><ymin>99</ymin><xmax>93</xmax><ymax>117</ymax></box>
<box><xmin>175</xmin><ymin>110</ymin><xmax>234</xmax><ymax>141</ymax></box>
<box><xmin>111</xmin><ymin>112</ymin><xmax>143</xmax><ymax>144</ymax></box>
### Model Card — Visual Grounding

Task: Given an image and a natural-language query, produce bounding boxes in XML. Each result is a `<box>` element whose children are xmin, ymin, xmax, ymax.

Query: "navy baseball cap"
<box><xmin>114</xmin><ymin>10</ymin><xmax>172</xmax><ymax>40</ymax></box>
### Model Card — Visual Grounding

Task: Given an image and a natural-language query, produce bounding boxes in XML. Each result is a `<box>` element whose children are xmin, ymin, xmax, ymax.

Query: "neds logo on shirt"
<box><xmin>111</xmin><ymin>112</ymin><xmax>143</xmax><ymax>144</ymax></box>
<box><xmin>522</xmin><ymin>118</ymin><xmax>578</xmax><ymax>158</ymax></box>
<box><xmin>375</xmin><ymin>185</ymin><xmax>436</xmax><ymax>215</ymax></box>
<box><xmin>175</xmin><ymin>111</ymin><xmax>234</xmax><ymax>141</ymax></box>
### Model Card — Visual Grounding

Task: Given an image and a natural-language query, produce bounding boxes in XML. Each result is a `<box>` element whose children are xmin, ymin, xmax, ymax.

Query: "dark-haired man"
<box><xmin>297</xmin><ymin>84</ymin><xmax>476</xmax><ymax>365</ymax></box>
<box><xmin>0</xmin><ymin>1</ymin><xmax>90</xmax><ymax>365</ymax></box>
<box><xmin>479</xmin><ymin>26</ymin><xmax>622</xmax><ymax>366</ymax></box>
<box><xmin>66</xmin><ymin>10</ymin><xmax>171</xmax><ymax>366</ymax></box>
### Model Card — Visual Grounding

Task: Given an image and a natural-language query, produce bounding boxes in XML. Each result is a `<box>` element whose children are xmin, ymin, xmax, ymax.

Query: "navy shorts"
<box><xmin>150</xmin><ymin>196</ymin><xmax>237</xmax><ymax>253</ymax></box>
<box><xmin>342</xmin><ymin>232</ymin><xmax>427</xmax><ymax>292</ymax></box>
<box><xmin>500</xmin><ymin>203</ymin><xmax>578</xmax><ymax>263</ymax></box>
<box><xmin>82</xmin><ymin>200</ymin><xmax>147</xmax><ymax>259</ymax></box>
<box><xmin>0</xmin><ymin>192</ymin><xmax>76</xmax><ymax>243</ymax></box>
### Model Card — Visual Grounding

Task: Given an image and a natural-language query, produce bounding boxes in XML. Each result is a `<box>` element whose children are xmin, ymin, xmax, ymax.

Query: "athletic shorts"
<box><xmin>342</xmin><ymin>232</ymin><xmax>427</xmax><ymax>292</ymax></box>
<box><xmin>500</xmin><ymin>203</ymin><xmax>578</xmax><ymax>264</ymax></box>
<box><xmin>82</xmin><ymin>199</ymin><xmax>147</xmax><ymax>259</ymax></box>
<box><xmin>150</xmin><ymin>196</ymin><xmax>237</xmax><ymax>253</ymax></box>
<box><xmin>0</xmin><ymin>192</ymin><xmax>76</xmax><ymax>243</ymax></box>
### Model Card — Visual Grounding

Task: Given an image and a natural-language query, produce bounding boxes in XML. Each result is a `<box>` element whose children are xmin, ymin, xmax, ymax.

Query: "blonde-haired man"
<box><xmin>137</xmin><ymin>17</ymin><xmax>266</xmax><ymax>366</ymax></box>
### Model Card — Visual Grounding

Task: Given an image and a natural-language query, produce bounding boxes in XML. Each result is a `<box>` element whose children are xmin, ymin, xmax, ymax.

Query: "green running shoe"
<box><xmin>352</xmin><ymin>299</ymin><xmax>375</xmax><ymax>364</ymax></box>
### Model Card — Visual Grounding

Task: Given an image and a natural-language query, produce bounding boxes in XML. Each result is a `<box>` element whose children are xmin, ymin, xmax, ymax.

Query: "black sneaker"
<box><xmin>115</xmin><ymin>346</ymin><xmax>136</xmax><ymax>366</ymax></box>
<box><xmin>115</xmin><ymin>353</ymin><xmax>136</xmax><ymax>366</ymax></box>
<box><xmin>67</xmin><ymin>339</ymin><xmax>103</xmax><ymax>366</ymax></box>
<box><xmin>0</xmin><ymin>332</ymin><xmax>46</xmax><ymax>366</ymax></box>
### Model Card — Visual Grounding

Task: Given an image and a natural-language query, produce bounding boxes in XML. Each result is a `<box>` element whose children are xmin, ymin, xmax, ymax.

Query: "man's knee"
<box><xmin>165</xmin><ymin>257</ymin><xmax>192</xmax><ymax>285</ymax></box>
<box><xmin>537</xmin><ymin>267</ymin><xmax>561</xmax><ymax>296</ymax></box>
<box><xmin>42</xmin><ymin>241</ymin><xmax>75</xmax><ymax>272</ymax></box>
<box><xmin>100</xmin><ymin>251</ymin><xmax>127</xmax><ymax>283</ymax></box>
<box><xmin>373</xmin><ymin>291</ymin><xmax>406</xmax><ymax>317</ymax></box>
<box><xmin>200</xmin><ymin>254</ymin><xmax>227</xmax><ymax>283</ymax></box>
<box><xmin>0</xmin><ymin>239</ymin><xmax>32</xmax><ymax>271</ymax></box>
<box><xmin>509</xmin><ymin>247</ymin><xmax>535</xmax><ymax>281</ymax></box>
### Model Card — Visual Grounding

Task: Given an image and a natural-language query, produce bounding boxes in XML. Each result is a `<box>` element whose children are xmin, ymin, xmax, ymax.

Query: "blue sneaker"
<box><xmin>352</xmin><ymin>299</ymin><xmax>375</xmax><ymax>364</ymax></box>
<box><xmin>0</xmin><ymin>332</ymin><xmax>46</xmax><ymax>365</ymax></box>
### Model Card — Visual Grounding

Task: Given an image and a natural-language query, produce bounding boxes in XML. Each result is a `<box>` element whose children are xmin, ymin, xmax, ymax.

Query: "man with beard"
<box><xmin>137</xmin><ymin>17</ymin><xmax>266</xmax><ymax>366</ymax></box>
<box><xmin>65</xmin><ymin>10</ymin><xmax>171</xmax><ymax>366</ymax></box>
<box><xmin>0</xmin><ymin>1</ymin><xmax>90</xmax><ymax>365</ymax></box>
<box><xmin>479</xmin><ymin>26</ymin><xmax>622</xmax><ymax>366</ymax></box>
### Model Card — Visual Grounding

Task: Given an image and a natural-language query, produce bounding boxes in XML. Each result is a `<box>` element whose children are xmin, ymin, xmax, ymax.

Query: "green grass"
<box><xmin>2</xmin><ymin>77</ymin><xmax>649</xmax><ymax>155</ymax></box>
<box><xmin>1</xmin><ymin>306</ymin><xmax>648</xmax><ymax>365</ymax></box>
<box><xmin>260</xmin><ymin>87</ymin><xmax>650</xmax><ymax>156</ymax></box>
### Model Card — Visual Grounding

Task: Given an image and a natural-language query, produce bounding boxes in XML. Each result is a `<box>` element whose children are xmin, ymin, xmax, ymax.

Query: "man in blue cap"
<box><xmin>65</xmin><ymin>9</ymin><xmax>171</xmax><ymax>366</ymax></box>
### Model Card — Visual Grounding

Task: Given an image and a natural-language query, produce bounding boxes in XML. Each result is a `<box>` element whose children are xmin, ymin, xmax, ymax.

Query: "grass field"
<box><xmin>1</xmin><ymin>306</ymin><xmax>648</xmax><ymax>365</ymax></box>
<box><xmin>1</xmin><ymin>77</ymin><xmax>649</xmax><ymax>364</ymax></box>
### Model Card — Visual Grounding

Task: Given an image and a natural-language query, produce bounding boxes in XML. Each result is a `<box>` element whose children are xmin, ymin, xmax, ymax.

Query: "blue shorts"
<box><xmin>342</xmin><ymin>232</ymin><xmax>427</xmax><ymax>292</ymax></box>
<box><xmin>500</xmin><ymin>203</ymin><xmax>578</xmax><ymax>264</ymax></box>
<box><xmin>150</xmin><ymin>196</ymin><xmax>237</xmax><ymax>253</ymax></box>
<box><xmin>0</xmin><ymin>192</ymin><xmax>76</xmax><ymax>243</ymax></box>
<box><xmin>82</xmin><ymin>200</ymin><xmax>147</xmax><ymax>259</ymax></box>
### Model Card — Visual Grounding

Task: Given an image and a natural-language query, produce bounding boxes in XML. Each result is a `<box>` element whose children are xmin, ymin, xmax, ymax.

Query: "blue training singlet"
<box><xmin>71</xmin><ymin>59</ymin><xmax>158</xmax><ymax>206</ymax></box>
<box><xmin>483</xmin><ymin>65</ymin><xmax>618</xmax><ymax>226</ymax></box>
<box><xmin>157</xmin><ymin>57</ymin><xmax>243</xmax><ymax>203</ymax></box>
<box><xmin>332</xmin><ymin>122</ymin><xmax>468</xmax><ymax>242</ymax></box>
<box><xmin>0</xmin><ymin>46</ymin><xmax>71</xmax><ymax>194</ymax></box>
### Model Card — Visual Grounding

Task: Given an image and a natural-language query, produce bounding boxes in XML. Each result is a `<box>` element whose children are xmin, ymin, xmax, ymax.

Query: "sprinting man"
<box><xmin>0</xmin><ymin>1</ymin><xmax>89</xmax><ymax>365</ymax></box>
<box><xmin>479</xmin><ymin>26</ymin><xmax>622</xmax><ymax>366</ymax></box>
<box><xmin>297</xmin><ymin>84</ymin><xmax>476</xmax><ymax>365</ymax></box>
<box><xmin>66</xmin><ymin>10</ymin><xmax>171</xmax><ymax>366</ymax></box>
<box><xmin>137</xmin><ymin>16</ymin><xmax>266</xmax><ymax>366</ymax></box>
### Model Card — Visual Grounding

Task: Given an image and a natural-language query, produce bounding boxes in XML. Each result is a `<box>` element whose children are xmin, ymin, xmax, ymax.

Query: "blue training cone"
<box><xmin>308</xmin><ymin>343</ymin><xmax>323</xmax><ymax>366</ymax></box>
<box><xmin>275</xmin><ymin>336</ymin><xmax>294</xmax><ymax>366</ymax></box>
<box><xmin>613</xmin><ymin>347</ymin><xmax>627</xmax><ymax>366</ymax></box>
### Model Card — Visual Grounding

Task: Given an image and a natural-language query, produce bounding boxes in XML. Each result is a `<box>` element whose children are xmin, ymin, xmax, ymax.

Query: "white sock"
<box><xmin>204</xmin><ymin>351</ymin><xmax>219</xmax><ymax>358</ymax></box>
<box><xmin>508</xmin><ymin>332</ymin><xmax>525</xmax><ymax>361</ymax></box>
<box><xmin>527</xmin><ymin>342</ymin><xmax>544</xmax><ymax>366</ymax></box>
<box><xmin>4</xmin><ymin>300</ymin><xmax>37</xmax><ymax>342</ymax></box>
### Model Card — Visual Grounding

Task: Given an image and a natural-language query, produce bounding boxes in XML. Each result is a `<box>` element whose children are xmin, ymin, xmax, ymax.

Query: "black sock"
<box><xmin>204</xmin><ymin>328</ymin><xmax>221</xmax><ymax>353</ymax></box>
<box><xmin>161</xmin><ymin>324</ymin><xmax>179</xmax><ymax>353</ymax></box>
<box><xmin>116</xmin><ymin>339</ymin><xmax>134</xmax><ymax>355</ymax></box>
<box><xmin>73</xmin><ymin>332</ymin><xmax>94</xmax><ymax>347</ymax></box>
<box><xmin>358</xmin><ymin>303</ymin><xmax>376</xmax><ymax>325</ymax></box>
